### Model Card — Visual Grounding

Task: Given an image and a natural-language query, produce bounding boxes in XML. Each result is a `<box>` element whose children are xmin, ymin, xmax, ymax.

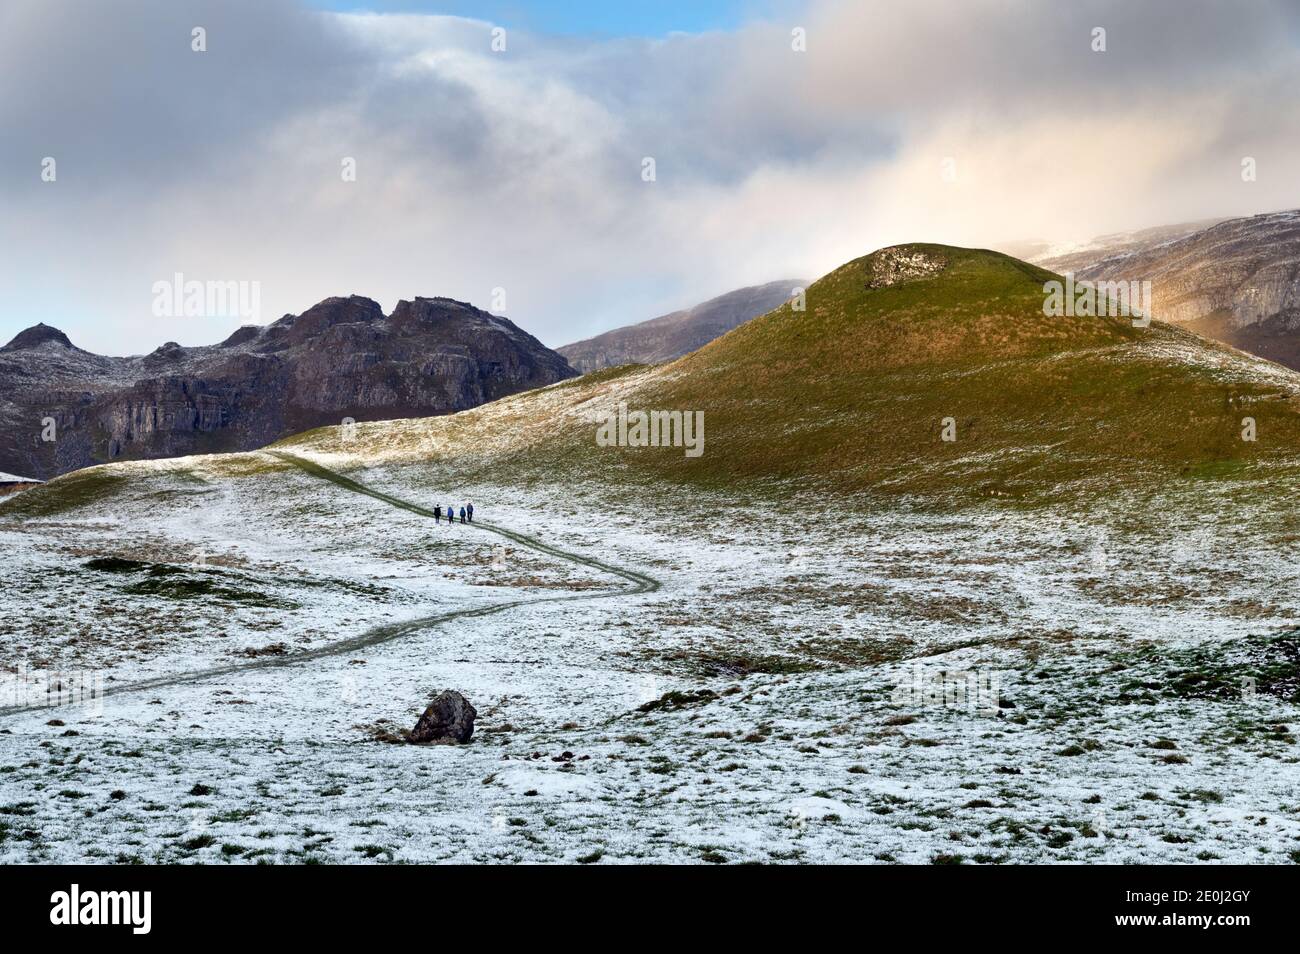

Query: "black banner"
<box><xmin>0</xmin><ymin>865</ymin><xmax>1275</xmax><ymax>940</ymax></box>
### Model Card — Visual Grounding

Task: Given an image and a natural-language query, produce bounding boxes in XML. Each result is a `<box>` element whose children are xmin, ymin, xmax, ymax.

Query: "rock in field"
<box><xmin>410</xmin><ymin>690</ymin><xmax>477</xmax><ymax>744</ymax></box>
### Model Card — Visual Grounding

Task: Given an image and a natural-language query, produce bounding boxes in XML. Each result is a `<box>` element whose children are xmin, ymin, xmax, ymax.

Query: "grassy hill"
<box><xmin>12</xmin><ymin>243</ymin><xmax>1300</xmax><ymax>513</ymax></box>
<box><xmin>620</xmin><ymin>243</ymin><xmax>1300</xmax><ymax>496</ymax></box>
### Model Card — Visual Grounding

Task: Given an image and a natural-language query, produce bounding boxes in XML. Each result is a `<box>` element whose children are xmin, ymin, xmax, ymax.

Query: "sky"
<box><xmin>302</xmin><ymin>1</ymin><xmax>774</xmax><ymax>37</ymax></box>
<box><xmin>2</xmin><ymin>0</ymin><xmax>1299</xmax><ymax>356</ymax></box>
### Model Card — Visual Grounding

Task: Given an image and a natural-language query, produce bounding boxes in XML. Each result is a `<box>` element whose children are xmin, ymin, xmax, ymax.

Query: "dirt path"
<box><xmin>0</xmin><ymin>452</ymin><xmax>660</xmax><ymax>716</ymax></box>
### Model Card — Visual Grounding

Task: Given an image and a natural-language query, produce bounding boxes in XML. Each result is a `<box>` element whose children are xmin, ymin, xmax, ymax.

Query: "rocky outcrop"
<box><xmin>0</xmin><ymin>296</ymin><xmax>577</xmax><ymax>479</ymax></box>
<box><xmin>1</xmin><ymin>324</ymin><xmax>74</xmax><ymax>351</ymax></box>
<box><xmin>865</xmin><ymin>247</ymin><xmax>948</xmax><ymax>288</ymax></box>
<box><xmin>409</xmin><ymin>690</ymin><xmax>476</xmax><ymax>744</ymax></box>
<box><xmin>557</xmin><ymin>280</ymin><xmax>805</xmax><ymax>374</ymax></box>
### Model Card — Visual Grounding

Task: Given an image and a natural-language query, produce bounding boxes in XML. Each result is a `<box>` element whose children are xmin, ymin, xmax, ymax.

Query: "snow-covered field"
<box><xmin>2</xmin><ymin>451</ymin><xmax>1299</xmax><ymax>863</ymax></box>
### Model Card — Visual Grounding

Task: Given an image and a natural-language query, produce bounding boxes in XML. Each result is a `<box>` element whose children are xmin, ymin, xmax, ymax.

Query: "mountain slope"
<box><xmin>0</xmin><ymin>296</ymin><xmax>576</xmax><ymax>479</ymax></box>
<box><xmin>1034</xmin><ymin>210</ymin><xmax>1300</xmax><ymax>371</ymax></box>
<box><xmin>252</xmin><ymin>244</ymin><xmax>1300</xmax><ymax>502</ymax></box>
<box><xmin>557</xmin><ymin>280</ymin><xmax>805</xmax><ymax>373</ymax></box>
<box><xmin>1013</xmin><ymin>217</ymin><xmax>1227</xmax><ymax>275</ymax></box>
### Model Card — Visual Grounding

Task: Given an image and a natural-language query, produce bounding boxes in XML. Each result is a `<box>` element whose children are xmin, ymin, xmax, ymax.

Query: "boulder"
<box><xmin>410</xmin><ymin>690</ymin><xmax>477</xmax><ymax>744</ymax></box>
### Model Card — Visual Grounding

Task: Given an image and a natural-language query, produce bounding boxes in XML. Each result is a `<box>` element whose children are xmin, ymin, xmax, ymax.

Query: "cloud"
<box><xmin>1</xmin><ymin>0</ymin><xmax>1298</xmax><ymax>354</ymax></box>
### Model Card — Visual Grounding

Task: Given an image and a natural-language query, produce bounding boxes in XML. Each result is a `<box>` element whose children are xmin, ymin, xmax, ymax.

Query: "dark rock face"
<box><xmin>0</xmin><ymin>295</ymin><xmax>577</xmax><ymax>479</ymax></box>
<box><xmin>2</xmin><ymin>323</ymin><xmax>74</xmax><ymax>351</ymax></box>
<box><xmin>1037</xmin><ymin>210</ymin><xmax>1300</xmax><ymax>370</ymax></box>
<box><xmin>557</xmin><ymin>280</ymin><xmax>805</xmax><ymax>374</ymax></box>
<box><xmin>410</xmin><ymin>689</ymin><xmax>476</xmax><ymax>744</ymax></box>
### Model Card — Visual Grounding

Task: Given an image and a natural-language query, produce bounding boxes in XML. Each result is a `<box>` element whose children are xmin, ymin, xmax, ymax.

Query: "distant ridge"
<box><xmin>557</xmin><ymin>280</ymin><xmax>805</xmax><ymax>373</ymax></box>
<box><xmin>0</xmin><ymin>296</ymin><xmax>575</xmax><ymax>479</ymax></box>
<box><xmin>1025</xmin><ymin>210</ymin><xmax>1300</xmax><ymax>371</ymax></box>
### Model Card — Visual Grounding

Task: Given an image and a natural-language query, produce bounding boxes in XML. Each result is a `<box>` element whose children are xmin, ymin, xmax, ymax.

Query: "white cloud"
<box><xmin>1</xmin><ymin>0</ymin><xmax>1298</xmax><ymax>354</ymax></box>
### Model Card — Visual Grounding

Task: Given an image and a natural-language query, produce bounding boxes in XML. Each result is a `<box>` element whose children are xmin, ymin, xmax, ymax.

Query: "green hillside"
<box><xmin>609</xmin><ymin>244</ymin><xmax>1300</xmax><ymax>496</ymax></box>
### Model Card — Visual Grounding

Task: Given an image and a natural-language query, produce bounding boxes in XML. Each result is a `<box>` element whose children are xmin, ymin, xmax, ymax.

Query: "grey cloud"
<box><xmin>1</xmin><ymin>0</ymin><xmax>1299</xmax><ymax>355</ymax></box>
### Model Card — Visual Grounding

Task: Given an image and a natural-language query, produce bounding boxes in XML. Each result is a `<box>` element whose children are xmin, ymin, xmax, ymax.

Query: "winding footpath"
<box><xmin>0</xmin><ymin>451</ymin><xmax>660</xmax><ymax>716</ymax></box>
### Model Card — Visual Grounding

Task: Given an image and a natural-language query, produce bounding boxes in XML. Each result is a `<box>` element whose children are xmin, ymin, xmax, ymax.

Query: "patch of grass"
<box><xmin>211</xmin><ymin>808</ymin><xmax>258</xmax><ymax>822</ymax></box>
<box><xmin>667</xmin><ymin>649</ymin><xmax>817</xmax><ymax>678</ymax></box>
<box><xmin>84</xmin><ymin>556</ymin><xmax>149</xmax><ymax>573</ymax></box>
<box><xmin>555</xmin><ymin>364</ymin><xmax>646</xmax><ymax>389</ymax></box>
<box><xmin>123</xmin><ymin>571</ymin><xmax>294</xmax><ymax>609</ymax></box>
<box><xmin>1117</xmin><ymin>632</ymin><xmax>1300</xmax><ymax>704</ymax></box>
<box><xmin>0</xmin><ymin>468</ymin><xmax>128</xmax><ymax>519</ymax></box>
<box><xmin>638</xmin><ymin>688</ymin><xmax>717</xmax><ymax>713</ymax></box>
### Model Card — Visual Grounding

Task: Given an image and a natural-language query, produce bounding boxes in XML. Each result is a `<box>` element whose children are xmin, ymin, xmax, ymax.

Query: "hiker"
<box><xmin>467</xmin><ymin>502</ymin><xmax>474</xmax><ymax>523</ymax></box>
<box><xmin>447</xmin><ymin>505</ymin><xmax>455</xmax><ymax>525</ymax></box>
<box><xmin>459</xmin><ymin>505</ymin><xmax>467</xmax><ymax>524</ymax></box>
<box><xmin>433</xmin><ymin>504</ymin><xmax>441</xmax><ymax>522</ymax></box>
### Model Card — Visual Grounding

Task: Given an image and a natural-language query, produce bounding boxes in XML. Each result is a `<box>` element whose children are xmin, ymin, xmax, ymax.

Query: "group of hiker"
<box><xmin>433</xmin><ymin>502</ymin><xmax>474</xmax><ymax>524</ymax></box>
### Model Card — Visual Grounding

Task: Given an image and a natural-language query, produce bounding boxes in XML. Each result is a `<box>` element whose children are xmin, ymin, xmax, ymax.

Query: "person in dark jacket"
<box><xmin>447</xmin><ymin>504</ymin><xmax>455</xmax><ymax>525</ymax></box>
<box><xmin>467</xmin><ymin>503</ymin><xmax>474</xmax><ymax>523</ymax></box>
<box><xmin>433</xmin><ymin>504</ymin><xmax>441</xmax><ymax>522</ymax></box>
<box><xmin>459</xmin><ymin>506</ymin><xmax>467</xmax><ymax>524</ymax></box>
